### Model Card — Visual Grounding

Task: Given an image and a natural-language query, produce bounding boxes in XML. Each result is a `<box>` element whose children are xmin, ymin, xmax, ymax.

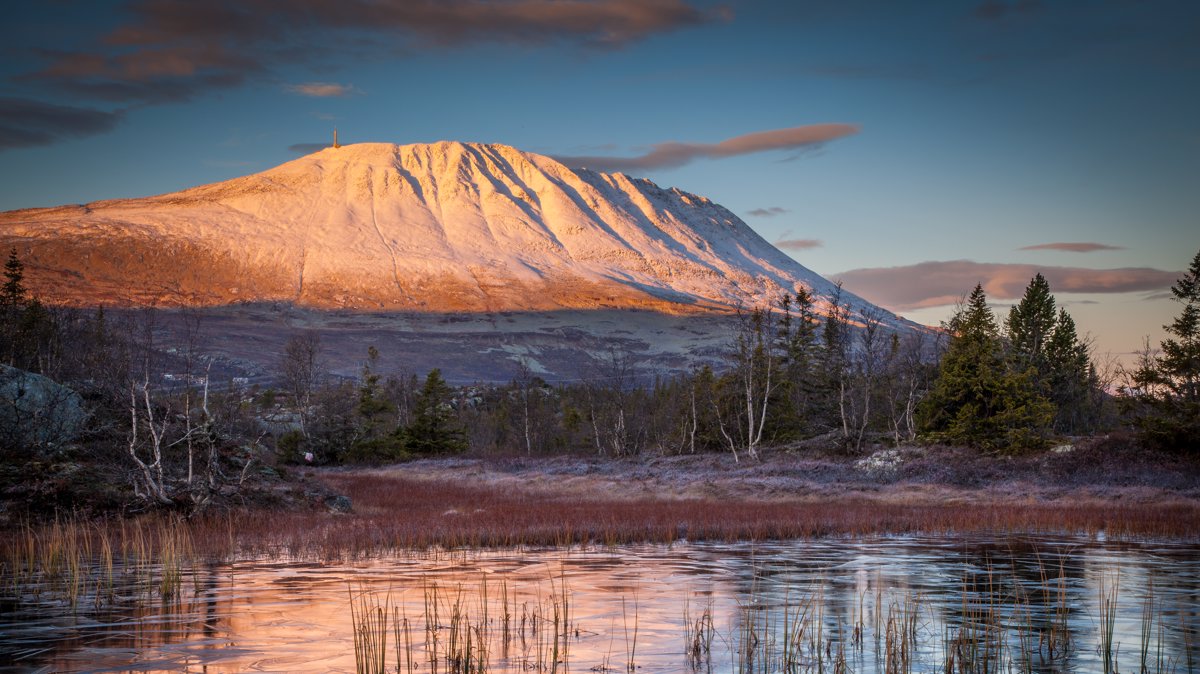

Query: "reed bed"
<box><xmin>2</xmin><ymin>505</ymin><xmax>1197</xmax><ymax>673</ymax></box>
<box><xmin>268</xmin><ymin>472</ymin><xmax>1200</xmax><ymax>557</ymax></box>
<box><xmin>0</xmin><ymin>514</ymin><xmax>214</xmax><ymax>610</ymax></box>
<box><xmin>345</xmin><ymin>575</ymin><xmax>572</xmax><ymax>674</ymax></box>
<box><xmin>3</xmin><ymin>469</ymin><xmax>1198</xmax><ymax>603</ymax></box>
<box><xmin>339</xmin><ymin>556</ymin><xmax>1195</xmax><ymax>674</ymax></box>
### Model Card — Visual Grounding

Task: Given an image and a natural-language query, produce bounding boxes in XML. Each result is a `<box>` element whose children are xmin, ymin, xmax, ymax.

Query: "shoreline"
<box><xmin>333</xmin><ymin>440</ymin><xmax>1200</xmax><ymax>508</ymax></box>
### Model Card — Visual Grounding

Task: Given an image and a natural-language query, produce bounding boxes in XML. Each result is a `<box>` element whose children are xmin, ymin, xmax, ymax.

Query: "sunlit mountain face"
<box><xmin>0</xmin><ymin>141</ymin><xmax>923</xmax><ymax>381</ymax></box>
<box><xmin>0</xmin><ymin>141</ymin><xmax>901</xmax><ymax>321</ymax></box>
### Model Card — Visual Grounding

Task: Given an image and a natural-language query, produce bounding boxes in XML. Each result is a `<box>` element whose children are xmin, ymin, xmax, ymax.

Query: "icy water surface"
<box><xmin>2</xmin><ymin>535</ymin><xmax>1199</xmax><ymax>673</ymax></box>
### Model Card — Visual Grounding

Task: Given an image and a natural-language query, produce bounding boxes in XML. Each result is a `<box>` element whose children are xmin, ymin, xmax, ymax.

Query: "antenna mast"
<box><xmin>333</xmin><ymin>127</ymin><xmax>340</xmax><ymax>149</ymax></box>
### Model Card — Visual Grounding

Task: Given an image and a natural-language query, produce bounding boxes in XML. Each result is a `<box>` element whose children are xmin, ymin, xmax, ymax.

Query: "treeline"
<box><xmin>1</xmin><ymin>248</ymin><xmax>1198</xmax><ymax>514</ymax></box>
<box><xmin>271</xmin><ymin>286</ymin><xmax>944</xmax><ymax>464</ymax></box>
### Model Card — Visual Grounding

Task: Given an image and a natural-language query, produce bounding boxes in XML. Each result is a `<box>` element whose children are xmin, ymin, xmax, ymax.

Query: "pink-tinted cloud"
<box><xmin>748</xmin><ymin>206</ymin><xmax>788</xmax><ymax>217</ymax></box>
<box><xmin>554</xmin><ymin>124</ymin><xmax>859</xmax><ymax>172</ymax></box>
<box><xmin>1019</xmin><ymin>242</ymin><xmax>1126</xmax><ymax>253</ymax></box>
<box><xmin>836</xmin><ymin>260</ymin><xmax>1179</xmax><ymax>311</ymax></box>
<box><xmin>286</xmin><ymin>82</ymin><xmax>357</xmax><ymax>97</ymax></box>
<box><xmin>20</xmin><ymin>0</ymin><xmax>720</xmax><ymax>138</ymax></box>
<box><xmin>775</xmin><ymin>238</ymin><xmax>822</xmax><ymax>251</ymax></box>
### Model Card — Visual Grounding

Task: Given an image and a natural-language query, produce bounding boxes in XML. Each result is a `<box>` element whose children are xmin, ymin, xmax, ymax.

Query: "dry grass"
<box><xmin>220</xmin><ymin>470</ymin><xmax>1200</xmax><ymax>557</ymax></box>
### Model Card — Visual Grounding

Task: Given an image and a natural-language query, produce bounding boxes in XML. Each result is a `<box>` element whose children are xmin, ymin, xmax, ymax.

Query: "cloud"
<box><xmin>836</xmin><ymin>260</ymin><xmax>1179</xmax><ymax>311</ymax></box>
<box><xmin>288</xmin><ymin>143</ymin><xmax>330</xmax><ymax>154</ymax></box>
<box><xmin>775</xmin><ymin>238</ymin><xmax>822</xmax><ymax>251</ymax></box>
<box><xmin>27</xmin><ymin>0</ymin><xmax>717</xmax><ymax>106</ymax></box>
<box><xmin>15</xmin><ymin>1</ymin><xmax>719</xmax><ymax>146</ymax></box>
<box><xmin>0</xmin><ymin>97</ymin><xmax>122</xmax><ymax>151</ymax></box>
<box><xmin>286</xmin><ymin>82</ymin><xmax>357</xmax><ymax>97</ymax></box>
<box><xmin>553</xmin><ymin>124</ymin><xmax>859</xmax><ymax>172</ymax></box>
<box><xmin>1019</xmin><ymin>242</ymin><xmax>1126</xmax><ymax>253</ymax></box>
<box><xmin>748</xmin><ymin>207</ymin><xmax>788</xmax><ymax>217</ymax></box>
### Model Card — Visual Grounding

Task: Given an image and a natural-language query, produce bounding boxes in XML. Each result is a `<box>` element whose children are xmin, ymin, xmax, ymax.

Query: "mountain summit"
<box><xmin>1</xmin><ymin>141</ymin><xmax>888</xmax><ymax>321</ymax></box>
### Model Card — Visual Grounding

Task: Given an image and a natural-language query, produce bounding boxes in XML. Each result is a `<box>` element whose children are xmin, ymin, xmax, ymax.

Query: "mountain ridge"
<box><xmin>0</xmin><ymin>141</ymin><xmax>900</xmax><ymax>326</ymax></box>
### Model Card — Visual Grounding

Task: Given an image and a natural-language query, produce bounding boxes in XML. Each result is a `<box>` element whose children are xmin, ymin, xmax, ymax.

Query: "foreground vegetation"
<box><xmin>2</xmin><ymin>503</ymin><xmax>1196</xmax><ymax>673</ymax></box>
<box><xmin>0</xmin><ymin>249</ymin><xmax>1197</xmax><ymax>520</ymax></box>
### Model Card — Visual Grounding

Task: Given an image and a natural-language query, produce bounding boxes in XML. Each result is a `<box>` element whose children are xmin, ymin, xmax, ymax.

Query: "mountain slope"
<box><xmin>0</xmin><ymin>141</ymin><xmax>892</xmax><ymax>322</ymax></box>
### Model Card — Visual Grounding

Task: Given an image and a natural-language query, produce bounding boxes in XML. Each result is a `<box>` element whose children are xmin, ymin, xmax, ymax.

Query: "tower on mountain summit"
<box><xmin>333</xmin><ymin>128</ymin><xmax>340</xmax><ymax>149</ymax></box>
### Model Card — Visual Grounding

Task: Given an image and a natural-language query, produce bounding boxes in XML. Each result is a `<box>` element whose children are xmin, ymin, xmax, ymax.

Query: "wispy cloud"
<box><xmin>1019</xmin><ymin>242</ymin><xmax>1126</xmax><ymax>253</ymax></box>
<box><xmin>16</xmin><ymin>0</ymin><xmax>720</xmax><ymax>145</ymax></box>
<box><xmin>836</xmin><ymin>260</ymin><xmax>1178</xmax><ymax>311</ymax></box>
<box><xmin>286</xmin><ymin>82</ymin><xmax>357</xmax><ymax>98</ymax></box>
<box><xmin>748</xmin><ymin>206</ymin><xmax>788</xmax><ymax>217</ymax></box>
<box><xmin>553</xmin><ymin>124</ymin><xmax>859</xmax><ymax>172</ymax></box>
<box><xmin>775</xmin><ymin>238</ymin><xmax>822</xmax><ymax>251</ymax></box>
<box><xmin>0</xmin><ymin>97</ymin><xmax>122</xmax><ymax>151</ymax></box>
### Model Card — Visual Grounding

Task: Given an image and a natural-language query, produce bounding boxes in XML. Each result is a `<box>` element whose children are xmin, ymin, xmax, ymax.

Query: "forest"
<box><xmin>1</xmin><ymin>248</ymin><xmax>1197</xmax><ymax>517</ymax></box>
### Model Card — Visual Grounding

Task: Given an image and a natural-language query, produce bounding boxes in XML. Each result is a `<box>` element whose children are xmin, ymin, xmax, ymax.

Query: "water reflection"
<box><xmin>2</xmin><ymin>535</ymin><xmax>1198</xmax><ymax>673</ymax></box>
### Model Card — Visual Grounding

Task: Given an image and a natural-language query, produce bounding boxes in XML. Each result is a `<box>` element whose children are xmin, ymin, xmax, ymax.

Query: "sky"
<box><xmin>1</xmin><ymin>0</ymin><xmax>1197</xmax><ymax>368</ymax></box>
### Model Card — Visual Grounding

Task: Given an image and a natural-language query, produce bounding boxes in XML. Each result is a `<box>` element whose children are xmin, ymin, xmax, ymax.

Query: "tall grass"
<box><xmin>4</xmin><ymin>472</ymin><xmax>1196</xmax><ymax>575</ymax></box>
<box><xmin>213</xmin><ymin>472</ymin><xmax>1200</xmax><ymax>558</ymax></box>
<box><xmin>350</xmin><ymin>584</ymin><xmax>391</xmax><ymax>674</ymax></box>
<box><xmin>0</xmin><ymin>514</ymin><xmax>208</xmax><ymax>609</ymax></box>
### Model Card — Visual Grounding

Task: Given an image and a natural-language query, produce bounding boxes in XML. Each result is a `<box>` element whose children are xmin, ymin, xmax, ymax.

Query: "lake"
<box><xmin>2</xmin><ymin>534</ymin><xmax>1198</xmax><ymax>673</ymax></box>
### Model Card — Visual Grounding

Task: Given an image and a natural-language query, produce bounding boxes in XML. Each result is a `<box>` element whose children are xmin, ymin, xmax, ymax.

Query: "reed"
<box><xmin>349</xmin><ymin>584</ymin><xmax>391</xmax><ymax>674</ymax></box>
<box><xmin>1099</xmin><ymin>573</ymin><xmax>1120</xmax><ymax>674</ymax></box>
<box><xmin>622</xmin><ymin>594</ymin><xmax>638</xmax><ymax>673</ymax></box>
<box><xmin>683</xmin><ymin>596</ymin><xmax>715</xmax><ymax>671</ymax></box>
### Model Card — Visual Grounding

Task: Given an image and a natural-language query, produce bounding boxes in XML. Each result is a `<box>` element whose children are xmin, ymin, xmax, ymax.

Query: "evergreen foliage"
<box><xmin>1126</xmin><ymin>249</ymin><xmax>1200</xmax><ymax>449</ymax></box>
<box><xmin>1006</xmin><ymin>273</ymin><xmax>1056</xmax><ymax>381</ymax></box>
<box><xmin>0</xmin><ymin>249</ymin><xmax>59</xmax><ymax>371</ymax></box>
<box><xmin>1044</xmin><ymin>308</ymin><xmax>1097</xmax><ymax>432</ymax></box>
<box><xmin>2</xmin><ymin>249</ymin><xmax>26</xmax><ymax>310</ymax></box>
<box><xmin>405</xmin><ymin>369</ymin><xmax>467</xmax><ymax>454</ymax></box>
<box><xmin>346</xmin><ymin>346</ymin><xmax>406</xmax><ymax>462</ymax></box>
<box><xmin>918</xmin><ymin>284</ymin><xmax>1054</xmax><ymax>451</ymax></box>
<box><xmin>773</xmin><ymin>289</ymin><xmax>821</xmax><ymax>439</ymax></box>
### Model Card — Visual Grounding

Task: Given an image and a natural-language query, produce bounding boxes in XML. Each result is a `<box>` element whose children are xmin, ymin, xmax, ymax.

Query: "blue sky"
<box><xmin>1</xmin><ymin>0</ymin><xmax>1197</xmax><ymax>363</ymax></box>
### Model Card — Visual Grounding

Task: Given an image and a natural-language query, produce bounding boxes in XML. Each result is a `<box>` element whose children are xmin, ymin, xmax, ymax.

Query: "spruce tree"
<box><xmin>405</xmin><ymin>369</ymin><xmax>467</xmax><ymax>454</ymax></box>
<box><xmin>1129</xmin><ymin>249</ymin><xmax>1200</xmax><ymax>449</ymax></box>
<box><xmin>918</xmin><ymin>284</ymin><xmax>1054</xmax><ymax>451</ymax></box>
<box><xmin>347</xmin><ymin>346</ymin><xmax>404</xmax><ymax>461</ymax></box>
<box><xmin>774</xmin><ymin>288</ymin><xmax>820</xmax><ymax>438</ymax></box>
<box><xmin>1006</xmin><ymin>273</ymin><xmax>1056</xmax><ymax>381</ymax></box>
<box><xmin>1</xmin><ymin>249</ymin><xmax>33</xmax><ymax>367</ymax></box>
<box><xmin>1045</xmin><ymin>308</ymin><xmax>1094</xmax><ymax>432</ymax></box>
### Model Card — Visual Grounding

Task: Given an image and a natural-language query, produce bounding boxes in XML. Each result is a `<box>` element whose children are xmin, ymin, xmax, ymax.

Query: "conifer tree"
<box><xmin>1</xmin><ymin>249</ymin><xmax>27</xmax><ymax>310</ymax></box>
<box><xmin>405</xmin><ymin>369</ymin><xmax>467</xmax><ymax>454</ymax></box>
<box><xmin>1006</xmin><ymin>273</ymin><xmax>1056</xmax><ymax>381</ymax></box>
<box><xmin>1045</xmin><ymin>308</ymin><xmax>1094</xmax><ymax>432</ymax></box>
<box><xmin>347</xmin><ymin>346</ymin><xmax>404</xmax><ymax>461</ymax></box>
<box><xmin>774</xmin><ymin>288</ymin><xmax>820</xmax><ymax>438</ymax></box>
<box><xmin>1128</xmin><ymin>249</ymin><xmax>1200</xmax><ymax>449</ymax></box>
<box><xmin>918</xmin><ymin>284</ymin><xmax>1054</xmax><ymax>451</ymax></box>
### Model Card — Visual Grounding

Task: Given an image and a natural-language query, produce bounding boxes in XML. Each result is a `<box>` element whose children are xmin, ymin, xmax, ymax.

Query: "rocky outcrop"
<box><xmin>0</xmin><ymin>365</ymin><xmax>86</xmax><ymax>451</ymax></box>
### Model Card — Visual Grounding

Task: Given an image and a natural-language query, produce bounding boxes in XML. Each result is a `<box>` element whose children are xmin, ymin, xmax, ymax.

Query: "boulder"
<box><xmin>0</xmin><ymin>365</ymin><xmax>86</xmax><ymax>451</ymax></box>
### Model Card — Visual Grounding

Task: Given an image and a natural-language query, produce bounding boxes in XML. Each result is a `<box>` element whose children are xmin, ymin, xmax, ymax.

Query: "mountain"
<box><xmin>0</xmin><ymin>141</ymin><xmax>919</xmax><ymax>381</ymax></box>
<box><xmin>0</xmin><ymin>141</ymin><xmax>890</xmax><ymax>319</ymax></box>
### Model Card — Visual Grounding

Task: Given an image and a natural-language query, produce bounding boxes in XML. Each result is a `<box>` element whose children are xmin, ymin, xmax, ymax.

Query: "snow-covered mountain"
<box><xmin>0</xmin><ymin>141</ymin><xmax>896</xmax><ymax>324</ymax></box>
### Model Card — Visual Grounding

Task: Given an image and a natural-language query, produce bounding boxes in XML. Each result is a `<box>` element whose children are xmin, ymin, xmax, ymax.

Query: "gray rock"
<box><xmin>324</xmin><ymin>494</ymin><xmax>353</xmax><ymax>513</ymax></box>
<box><xmin>0</xmin><ymin>365</ymin><xmax>86</xmax><ymax>451</ymax></box>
